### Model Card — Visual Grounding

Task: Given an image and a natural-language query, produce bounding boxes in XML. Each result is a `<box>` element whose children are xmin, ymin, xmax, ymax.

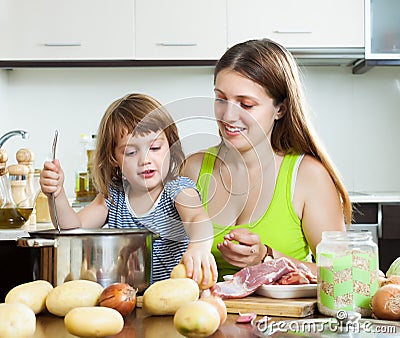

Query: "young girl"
<box><xmin>40</xmin><ymin>93</ymin><xmax>217</xmax><ymax>285</ymax></box>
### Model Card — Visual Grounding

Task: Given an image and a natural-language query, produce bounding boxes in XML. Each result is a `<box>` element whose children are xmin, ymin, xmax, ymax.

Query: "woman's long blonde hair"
<box><xmin>214</xmin><ymin>39</ymin><xmax>352</xmax><ymax>224</ymax></box>
<box><xmin>92</xmin><ymin>93</ymin><xmax>185</xmax><ymax>199</ymax></box>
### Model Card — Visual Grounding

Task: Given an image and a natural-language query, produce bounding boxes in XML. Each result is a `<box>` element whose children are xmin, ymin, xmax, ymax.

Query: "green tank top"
<box><xmin>197</xmin><ymin>147</ymin><xmax>312</xmax><ymax>279</ymax></box>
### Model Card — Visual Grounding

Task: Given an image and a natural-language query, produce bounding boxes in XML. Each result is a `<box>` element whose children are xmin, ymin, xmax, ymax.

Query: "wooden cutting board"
<box><xmin>137</xmin><ymin>295</ymin><xmax>317</xmax><ymax>318</ymax></box>
<box><xmin>223</xmin><ymin>296</ymin><xmax>317</xmax><ymax>318</ymax></box>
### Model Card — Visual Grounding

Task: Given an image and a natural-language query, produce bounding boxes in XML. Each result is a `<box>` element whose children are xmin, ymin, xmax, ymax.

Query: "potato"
<box><xmin>170</xmin><ymin>264</ymin><xmax>216</xmax><ymax>290</ymax></box>
<box><xmin>46</xmin><ymin>280</ymin><xmax>103</xmax><ymax>317</ymax></box>
<box><xmin>143</xmin><ymin>278</ymin><xmax>199</xmax><ymax>315</ymax></box>
<box><xmin>64</xmin><ymin>306</ymin><xmax>124</xmax><ymax>337</ymax></box>
<box><xmin>0</xmin><ymin>302</ymin><xmax>36</xmax><ymax>338</ymax></box>
<box><xmin>173</xmin><ymin>300</ymin><xmax>220</xmax><ymax>337</ymax></box>
<box><xmin>5</xmin><ymin>279</ymin><xmax>53</xmax><ymax>314</ymax></box>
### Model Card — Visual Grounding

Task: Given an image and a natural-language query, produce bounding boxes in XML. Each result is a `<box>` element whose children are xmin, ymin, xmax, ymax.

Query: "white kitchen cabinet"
<box><xmin>135</xmin><ymin>0</ymin><xmax>227</xmax><ymax>60</ymax></box>
<box><xmin>365</xmin><ymin>0</ymin><xmax>400</xmax><ymax>59</ymax></box>
<box><xmin>227</xmin><ymin>0</ymin><xmax>364</xmax><ymax>48</ymax></box>
<box><xmin>0</xmin><ymin>0</ymin><xmax>134</xmax><ymax>60</ymax></box>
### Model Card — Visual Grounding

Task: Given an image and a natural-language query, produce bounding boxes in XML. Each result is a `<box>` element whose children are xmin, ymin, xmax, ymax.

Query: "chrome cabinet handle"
<box><xmin>377</xmin><ymin>203</ymin><xmax>383</xmax><ymax>238</ymax></box>
<box><xmin>44</xmin><ymin>43</ymin><xmax>82</xmax><ymax>47</ymax></box>
<box><xmin>157</xmin><ymin>42</ymin><xmax>198</xmax><ymax>47</ymax></box>
<box><xmin>273</xmin><ymin>30</ymin><xmax>312</xmax><ymax>34</ymax></box>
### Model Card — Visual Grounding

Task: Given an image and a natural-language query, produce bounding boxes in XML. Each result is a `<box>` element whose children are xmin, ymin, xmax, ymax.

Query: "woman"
<box><xmin>182</xmin><ymin>39</ymin><xmax>351</xmax><ymax>278</ymax></box>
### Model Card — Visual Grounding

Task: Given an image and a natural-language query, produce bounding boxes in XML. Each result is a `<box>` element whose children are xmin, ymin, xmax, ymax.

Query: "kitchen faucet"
<box><xmin>0</xmin><ymin>130</ymin><xmax>29</xmax><ymax>148</ymax></box>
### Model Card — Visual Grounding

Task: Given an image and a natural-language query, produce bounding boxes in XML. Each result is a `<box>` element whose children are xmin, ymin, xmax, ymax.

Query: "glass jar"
<box><xmin>75</xmin><ymin>134</ymin><xmax>96</xmax><ymax>203</ymax></box>
<box><xmin>316</xmin><ymin>231</ymin><xmax>379</xmax><ymax>317</ymax></box>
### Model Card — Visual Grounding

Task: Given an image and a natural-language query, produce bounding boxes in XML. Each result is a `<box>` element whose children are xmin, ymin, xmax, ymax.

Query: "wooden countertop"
<box><xmin>34</xmin><ymin>308</ymin><xmax>269</xmax><ymax>338</ymax></box>
<box><xmin>33</xmin><ymin>307</ymin><xmax>400</xmax><ymax>337</ymax></box>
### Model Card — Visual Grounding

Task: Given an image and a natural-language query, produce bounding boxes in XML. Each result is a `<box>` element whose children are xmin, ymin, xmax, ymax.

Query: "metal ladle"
<box><xmin>51</xmin><ymin>130</ymin><xmax>61</xmax><ymax>233</ymax></box>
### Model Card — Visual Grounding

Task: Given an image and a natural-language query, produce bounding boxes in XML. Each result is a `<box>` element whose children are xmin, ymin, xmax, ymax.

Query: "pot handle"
<box><xmin>17</xmin><ymin>237</ymin><xmax>58</xmax><ymax>248</ymax></box>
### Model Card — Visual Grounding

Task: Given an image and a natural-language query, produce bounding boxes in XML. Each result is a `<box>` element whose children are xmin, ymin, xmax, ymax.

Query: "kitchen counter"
<box><xmin>34</xmin><ymin>309</ymin><xmax>259</xmax><ymax>337</ymax></box>
<box><xmin>32</xmin><ymin>307</ymin><xmax>400</xmax><ymax>337</ymax></box>
<box><xmin>349</xmin><ymin>191</ymin><xmax>400</xmax><ymax>203</ymax></box>
<box><xmin>0</xmin><ymin>223</ymin><xmax>54</xmax><ymax>240</ymax></box>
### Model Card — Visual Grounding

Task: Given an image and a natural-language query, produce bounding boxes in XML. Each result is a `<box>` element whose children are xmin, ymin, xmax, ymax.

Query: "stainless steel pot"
<box><xmin>17</xmin><ymin>228</ymin><xmax>156</xmax><ymax>292</ymax></box>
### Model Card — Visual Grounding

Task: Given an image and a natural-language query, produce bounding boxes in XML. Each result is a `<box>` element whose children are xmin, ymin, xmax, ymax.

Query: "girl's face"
<box><xmin>114</xmin><ymin>129</ymin><xmax>171</xmax><ymax>193</ymax></box>
<box><xmin>214</xmin><ymin>69</ymin><xmax>281</xmax><ymax>151</ymax></box>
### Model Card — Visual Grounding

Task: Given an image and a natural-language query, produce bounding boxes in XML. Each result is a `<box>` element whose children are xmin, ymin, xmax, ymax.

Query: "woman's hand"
<box><xmin>181</xmin><ymin>243</ymin><xmax>218</xmax><ymax>288</ymax></box>
<box><xmin>40</xmin><ymin>159</ymin><xmax>64</xmax><ymax>198</ymax></box>
<box><xmin>217</xmin><ymin>228</ymin><xmax>267</xmax><ymax>268</ymax></box>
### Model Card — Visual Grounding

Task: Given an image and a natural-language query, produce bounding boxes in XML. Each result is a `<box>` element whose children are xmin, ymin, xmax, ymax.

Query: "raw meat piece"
<box><xmin>276</xmin><ymin>271</ymin><xmax>310</xmax><ymax>285</ymax></box>
<box><xmin>297</xmin><ymin>263</ymin><xmax>317</xmax><ymax>283</ymax></box>
<box><xmin>274</xmin><ymin>263</ymin><xmax>317</xmax><ymax>285</ymax></box>
<box><xmin>210</xmin><ymin>257</ymin><xmax>296</xmax><ymax>299</ymax></box>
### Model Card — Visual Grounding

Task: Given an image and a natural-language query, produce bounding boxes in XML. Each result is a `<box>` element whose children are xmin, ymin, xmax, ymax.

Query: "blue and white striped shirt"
<box><xmin>105</xmin><ymin>176</ymin><xmax>197</xmax><ymax>283</ymax></box>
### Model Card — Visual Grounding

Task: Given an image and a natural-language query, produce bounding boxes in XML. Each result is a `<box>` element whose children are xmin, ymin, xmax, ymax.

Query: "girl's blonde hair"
<box><xmin>215</xmin><ymin>39</ymin><xmax>352</xmax><ymax>224</ymax></box>
<box><xmin>92</xmin><ymin>93</ymin><xmax>185</xmax><ymax>199</ymax></box>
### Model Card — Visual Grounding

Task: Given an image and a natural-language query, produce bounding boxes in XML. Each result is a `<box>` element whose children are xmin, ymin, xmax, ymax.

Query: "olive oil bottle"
<box><xmin>0</xmin><ymin>151</ymin><xmax>34</xmax><ymax>228</ymax></box>
<box><xmin>0</xmin><ymin>207</ymin><xmax>33</xmax><ymax>228</ymax></box>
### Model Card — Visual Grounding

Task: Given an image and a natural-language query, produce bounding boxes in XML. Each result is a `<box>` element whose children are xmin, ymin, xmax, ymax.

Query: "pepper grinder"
<box><xmin>7</xmin><ymin>164</ymin><xmax>29</xmax><ymax>205</ymax></box>
<box><xmin>16</xmin><ymin>148</ymin><xmax>36</xmax><ymax>225</ymax></box>
<box><xmin>16</xmin><ymin>148</ymin><xmax>35</xmax><ymax>196</ymax></box>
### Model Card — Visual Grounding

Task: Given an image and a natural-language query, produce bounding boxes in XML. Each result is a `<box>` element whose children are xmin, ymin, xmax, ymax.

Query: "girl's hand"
<box><xmin>39</xmin><ymin>159</ymin><xmax>64</xmax><ymax>198</ymax></box>
<box><xmin>217</xmin><ymin>228</ymin><xmax>267</xmax><ymax>267</ymax></box>
<box><xmin>181</xmin><ymin>244</ymin><xmax>218</xmax><ymax>288</ymax></box>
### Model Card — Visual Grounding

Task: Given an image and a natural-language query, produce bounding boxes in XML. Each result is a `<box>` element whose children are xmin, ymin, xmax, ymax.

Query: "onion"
<box><xmin>236</xmin><ymin>312</ymin><xmax>257</xmax><ymax>323</ymax></box>
<box><xmin>202</xmin><ymin>296</ymin><xmax>227</xmax><ymax>327</ymax></box>
<box><xmin>371</xmin><ymin>284</ymin><xmax>400</xmax><ymax>320</ymax></box>
<box><xmin>384</xmin><ymin>275</ymin><xmax>400</xmax><ymax>286</ymax></box>
<box><xmin>200</xmin><ymin>290</ymin><xmax>227</xmax><ymax>326</ymax></box>
<box><xmin>99</xmin><ymin>283</ymin><xmax>137</xmax><ymax>317</ymax></box>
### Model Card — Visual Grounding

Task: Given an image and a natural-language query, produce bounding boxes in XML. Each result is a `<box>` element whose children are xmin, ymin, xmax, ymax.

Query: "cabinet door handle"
<box><xmin>273</xmin><ymin>30</ymin><xmax>312</xmax><ymax>34</ymax></box>
<box><xmin>157</xmin><ymin>42</ymin><xmax>198</xmax><ymax>47</ymax></box>
<box><xmin>44</xmin><ymin>43</ymin><xmax>82</xmax><ymax>47</ymax></box>
<box><xmin>377</xmin><ymin>203</ymin><xmax>383</xmax><ymax>238</ymax></box>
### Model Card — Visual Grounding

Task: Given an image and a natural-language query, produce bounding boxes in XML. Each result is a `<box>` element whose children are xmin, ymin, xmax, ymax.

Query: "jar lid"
<box><xmin>322</xmin><ymin>230</ymin><xmax>373</xmax><ymax>242</ymax></box>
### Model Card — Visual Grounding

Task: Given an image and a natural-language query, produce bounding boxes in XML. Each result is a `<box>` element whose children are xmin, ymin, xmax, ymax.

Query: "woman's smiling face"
<box><xmin>214</xmin><ymin>69</ymin><xmax>281</xmax><ymax>151</ymax></box>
